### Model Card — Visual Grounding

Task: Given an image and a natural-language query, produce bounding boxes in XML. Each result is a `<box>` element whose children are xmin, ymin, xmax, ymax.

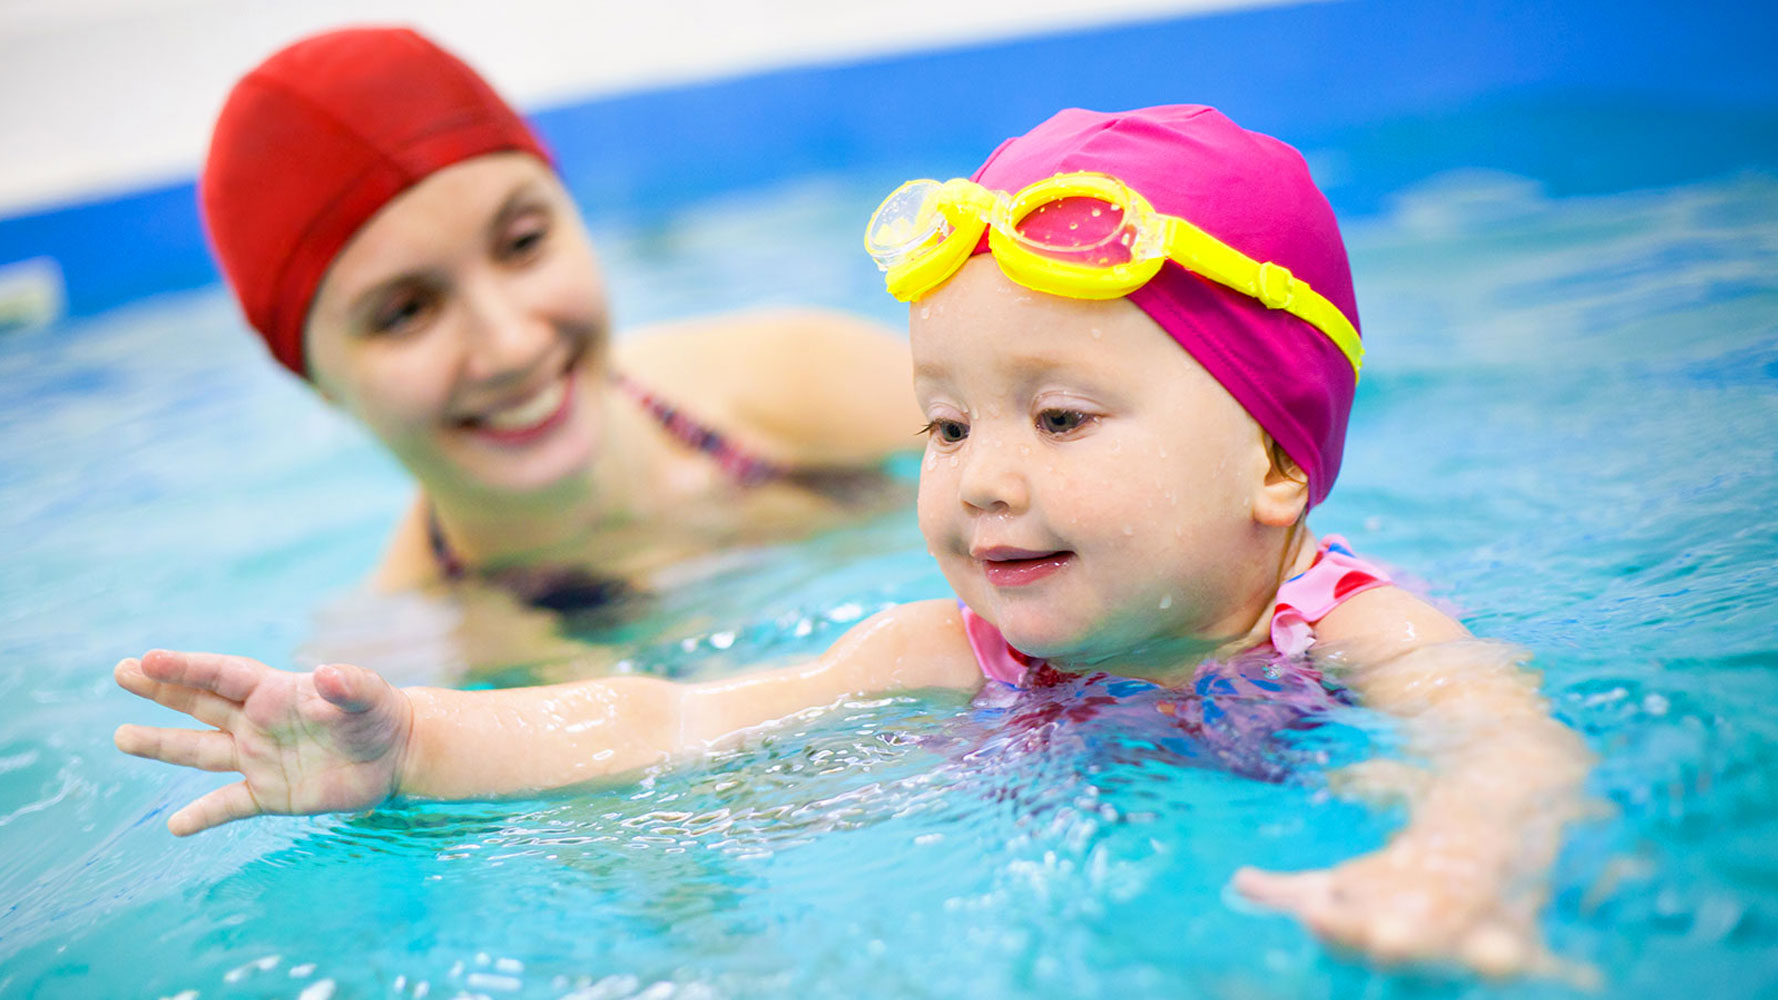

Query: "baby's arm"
<box><xmin>116</xmin><ymin>600</ymin><xmax>981</xmax><ymax>835</ymax></box>
<box><xmin>1234</xmin><ymin>587</ymin><xmax>1593</xmax><ymax>979</ymax></box>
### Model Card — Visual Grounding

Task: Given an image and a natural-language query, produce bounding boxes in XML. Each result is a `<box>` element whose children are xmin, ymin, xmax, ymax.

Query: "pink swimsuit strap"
<box><xmin>1267</xmin><ymin>534</ymin><xmax>1392</xmax><ymax>658</ymax></box>
<box><xmin>960</xmin><ymin>534</ymin><xmax>1392</xmax><ymax>685</ymax></box>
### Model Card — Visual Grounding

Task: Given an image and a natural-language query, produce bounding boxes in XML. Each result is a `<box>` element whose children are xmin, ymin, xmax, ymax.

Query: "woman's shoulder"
<box><xmin>613</xmin><ymin>308</ymin><xmax>921</xmax><ymax>466</ymax></box>
<box><xmin>368</xmin><ymin>495</ymin><xmax>444</xmax><ymax>592</ymax></box>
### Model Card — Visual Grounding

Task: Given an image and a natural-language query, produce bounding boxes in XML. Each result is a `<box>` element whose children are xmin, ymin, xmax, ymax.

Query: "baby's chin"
<box><xmin>997</xmin><ymin>611</ymin><xmax>1212</xmax><ymax>679</ymax></box>
<box><xmin>989</xmin><ymin>616</ymin><xmax>1108</xmax><ymax>665</ymax></box>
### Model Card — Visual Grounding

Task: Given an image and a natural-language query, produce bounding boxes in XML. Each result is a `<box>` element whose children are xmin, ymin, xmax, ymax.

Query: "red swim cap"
<box><xmin>200</xmin><ymin>27</ymin><xmax>551</xmax><ymax>378</ymax></box>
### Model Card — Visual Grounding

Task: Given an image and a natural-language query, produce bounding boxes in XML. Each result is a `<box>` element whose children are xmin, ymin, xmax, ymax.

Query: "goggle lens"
<box><xmin>1008</xmin><ymin>196</ymin><xmax>1137</xmax><ymax>267</ymax></box>
<box><xmin>866</xmin><ymin>179</ymin><xmax>951</xmax><ymax>270</ymax></box>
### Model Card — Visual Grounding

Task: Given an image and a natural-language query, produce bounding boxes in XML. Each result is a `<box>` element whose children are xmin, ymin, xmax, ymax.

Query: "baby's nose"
<box><xmin>958</xmin><ymin>437</ymin><xmax>1030</xmax><ymax>514</ymax></box>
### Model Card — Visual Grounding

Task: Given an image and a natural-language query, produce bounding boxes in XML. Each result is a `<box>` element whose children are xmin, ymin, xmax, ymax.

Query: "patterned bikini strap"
<box><xmin>613</xmin><ymin>373</ymin><xmax>788</xmax><ymax>486</ymax></box>
<box><xmin>426</xmin><ymin>504</ymin><xmax>467</xmax><ymax>580</ymax></box>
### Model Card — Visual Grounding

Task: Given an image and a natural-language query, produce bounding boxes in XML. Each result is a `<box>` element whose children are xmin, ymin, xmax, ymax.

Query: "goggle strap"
<box><xmin>1164</xmin><ymin>219</ymin><xmax>1364</xmax><ymax>379</ymax></box>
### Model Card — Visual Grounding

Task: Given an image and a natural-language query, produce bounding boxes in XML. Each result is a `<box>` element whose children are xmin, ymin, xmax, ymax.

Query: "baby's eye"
<box><xmin>921</xmin><ymin>418</ymin><xmax>969</xmax><ymax>445</ymax></box>
<box><xmin>1037</xmin><ymin>409</ymin><xmax>1092</xmax><ymax>435</ymax></box>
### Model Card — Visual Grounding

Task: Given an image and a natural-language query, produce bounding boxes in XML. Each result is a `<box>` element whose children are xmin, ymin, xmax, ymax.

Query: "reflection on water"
<box><xmin>2</xmin><ymin>160</ymin><xmax>1776</xmax><ymax>998</ymax></box>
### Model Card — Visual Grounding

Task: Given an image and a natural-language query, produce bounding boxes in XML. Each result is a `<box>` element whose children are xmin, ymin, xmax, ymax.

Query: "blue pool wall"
<box><xmin>3</xmin><ymin>0</ymin><xmax>1777</xmax><ymax>325</ymax></box>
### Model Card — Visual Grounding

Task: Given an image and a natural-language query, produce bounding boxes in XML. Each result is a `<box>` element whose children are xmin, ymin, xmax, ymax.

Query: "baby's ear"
<box><xmin>1252</xmin><ymin>437</ymin><xmax>1309</xmax><ymax>527</ymax></box>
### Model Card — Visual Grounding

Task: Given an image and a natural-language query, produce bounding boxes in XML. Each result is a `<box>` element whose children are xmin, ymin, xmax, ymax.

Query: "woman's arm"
<box><xmin>116</xmin><ymin>600</ymin><xmax>980</xmax><ymax>833</ymax></box>
<box><xmin>1235</xmin><ymin>586</ymin><xmax>1594</xmax><ymax>979</ymax></box>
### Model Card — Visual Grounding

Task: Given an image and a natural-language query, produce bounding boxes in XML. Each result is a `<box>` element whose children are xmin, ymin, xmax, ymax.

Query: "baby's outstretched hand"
<box><xmin>1232</xmin><ymin>842</ymin><xmax>1583</xmax><ymax>983</ymax></box>
<box><xmin>114</xmin><ymin>650</ymin><xmax>413</xmax><ymax>836</ymax></box>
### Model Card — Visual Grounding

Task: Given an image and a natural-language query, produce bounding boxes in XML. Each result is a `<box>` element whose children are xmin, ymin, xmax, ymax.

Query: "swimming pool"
<box><xmin>5</xmin><ymin>13</ymin><xmax>1778</xmax><ymax>1000</ymax></box>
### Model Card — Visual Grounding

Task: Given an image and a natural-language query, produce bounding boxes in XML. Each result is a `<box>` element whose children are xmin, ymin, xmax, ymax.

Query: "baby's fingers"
<box><xmin>167</xmin><ymin>781</ymin><xmax>262</xmax><ymax>837</ymax></box>
<box><xmin>115</xmin><ymin>723</ymin><xmax>238</xmax><ymax>773</ymax></box>
<box><xmin>1232</xmin><ymin>867</ymin><xmax>1378</xmax><ymax>951</ymax></box>
<box><xmin>138</xmin><ymin>649</ymin><xmax>268</xmax><ymax>703</ymax></box>
<box><xmin>1233</xmin><ymin>866</ymin><xmax>1339</xmax><ymax>917</ymax></box>
<box><xmin>1456</xmin><ymin>920</ymin><xmax>1533</xmax><ymax>979</ymax></box>
<box><xmin>115</xmin><ymin>658</ymin><xmax>236</xmax><ymax>728</ymax></box>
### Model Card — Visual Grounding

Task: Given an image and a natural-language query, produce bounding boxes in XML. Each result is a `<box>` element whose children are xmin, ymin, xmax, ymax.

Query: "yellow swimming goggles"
<box><xmin>864</xmin><ymin>172</ymin><xmax>1363</xmax><ymax>377</ymax></box>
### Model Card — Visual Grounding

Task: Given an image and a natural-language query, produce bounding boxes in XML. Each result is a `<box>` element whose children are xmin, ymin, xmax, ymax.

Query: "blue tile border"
<box><xmin>3</xmin><ymin>0</ymin><xmax>1775</xmax><ymax>325</ymax></box>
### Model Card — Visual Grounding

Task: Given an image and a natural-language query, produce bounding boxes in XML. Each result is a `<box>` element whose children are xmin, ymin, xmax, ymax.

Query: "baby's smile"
<box><xmin>974</xmin><ymin>547</ymin><xmax>1075</xmax><ymax>587</ymax></box>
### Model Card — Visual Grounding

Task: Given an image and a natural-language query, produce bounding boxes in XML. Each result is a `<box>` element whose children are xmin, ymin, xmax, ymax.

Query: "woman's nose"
<box><xmin>458</xmin><ymin>273</ymin><xmax>552</xmax><ymax>378</ymax></box>
<box><xmin>957</xmin><ymin>434</ymin><xmax>1030</xmax><ymax>514</ymax></box>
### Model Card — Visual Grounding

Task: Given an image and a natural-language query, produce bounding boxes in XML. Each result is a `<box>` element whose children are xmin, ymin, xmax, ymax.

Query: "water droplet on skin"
<box><xmin>919</xmin><ymin>306</ymin><xmax>931</xmax><ymax>320</ymax></box>
<box><xmin>1090</xmin><ymin>328</ymin><xmax>1102</xmax><ymax>339</ymax></box>
<box><xmin>1020</xmin><ymin>444</ymin><xmax>1031</xmax><ymax>455</ymax></box>
<box><xmin>1122</xmin><ymin>525</ymin><xmax>1134</xmax><ymax>536</ymax></box>
<box><xmin>1159</xmin><ymin>594</ymin><xmax>1173</xmax><ymax>610</ymax></box>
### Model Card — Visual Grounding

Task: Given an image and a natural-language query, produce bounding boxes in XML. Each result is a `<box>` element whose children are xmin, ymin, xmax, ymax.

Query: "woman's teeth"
<box><xmin>479</xmin><ymin>378</ymin><xmax>566</xmax><ymax>431</ymax></box>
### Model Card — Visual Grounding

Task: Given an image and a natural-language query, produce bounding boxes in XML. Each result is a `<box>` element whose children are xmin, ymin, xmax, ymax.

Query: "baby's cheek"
<box><xmin>914</xmin><ymin>473</ymin><xmax>959</xmax><ymax>549</ymax></box>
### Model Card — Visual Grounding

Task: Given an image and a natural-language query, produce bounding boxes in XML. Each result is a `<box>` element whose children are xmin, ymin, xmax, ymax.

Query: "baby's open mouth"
<box><xmin>978</xmin><ymin>549</ymin><xmax>1075</xmax><ymax>586</ymax></box>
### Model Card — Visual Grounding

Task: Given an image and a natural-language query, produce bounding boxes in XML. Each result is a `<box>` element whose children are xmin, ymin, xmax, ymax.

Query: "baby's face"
<box><xmin>911</xmin><ymin>259</ymin><xmax>1286</xmax><ymax>673</ymax></box>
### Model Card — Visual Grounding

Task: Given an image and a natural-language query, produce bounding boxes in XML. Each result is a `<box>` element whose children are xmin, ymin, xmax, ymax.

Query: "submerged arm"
<box><xmin>1236</xmin><ymin>586</ymin><xmax>1594</xmax><ymax>978</ymax></box>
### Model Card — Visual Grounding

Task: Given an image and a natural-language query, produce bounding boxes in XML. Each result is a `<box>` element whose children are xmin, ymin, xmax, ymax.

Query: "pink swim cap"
<box><xmin>970</xmin><ymin>105</ymin><xmax>1360</xmax><ymax>507</ymax></box>
<box><xmin>200</xmin><ymin>27</ymin><xmax>552</xmax><ymax>378</ymax></box>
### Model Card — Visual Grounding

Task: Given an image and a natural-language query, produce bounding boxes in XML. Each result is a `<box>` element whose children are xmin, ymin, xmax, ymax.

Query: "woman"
<box><xmin>202</xmin><ymin>26</ymin><xmax>919</xmax><ymax>617</ymax></box>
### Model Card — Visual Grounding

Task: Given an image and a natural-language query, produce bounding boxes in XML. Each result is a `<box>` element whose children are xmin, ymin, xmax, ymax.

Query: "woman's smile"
<box><xmin>457</xmin><ymin>368</ymin><xmax>576</xmax><ymax>446</ymax></box>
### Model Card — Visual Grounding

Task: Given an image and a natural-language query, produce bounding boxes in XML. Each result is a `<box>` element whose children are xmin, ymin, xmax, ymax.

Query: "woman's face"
<box><xmin>306</xmin><ymin>152</ymin><xmax>611</xmax><ymax>500</ymax></box>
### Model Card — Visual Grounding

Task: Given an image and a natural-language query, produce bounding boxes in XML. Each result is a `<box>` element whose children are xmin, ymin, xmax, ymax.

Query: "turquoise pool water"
<box><xmin>3</xmin><ymin>125</ymin><xmax>1777</xmax><ymax>997</ymax></box>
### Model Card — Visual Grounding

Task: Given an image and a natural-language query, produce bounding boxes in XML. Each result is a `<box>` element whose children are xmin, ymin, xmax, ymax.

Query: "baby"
<box><xmin>116</xmin><ymin>106</ymin><xmax>1590</xmax><ymax>977</ymax></box>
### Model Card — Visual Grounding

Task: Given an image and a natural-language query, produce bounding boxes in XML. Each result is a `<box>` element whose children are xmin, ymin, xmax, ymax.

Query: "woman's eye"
<box><xmin>922</xmin><ymin>418</ymin><xmax>969</xmax><ymax>444</ymax></box>
<box><xmin>1037</xmin><ymin>409</ymin><xmax>1090</xmax><ymax>435</ymax></box>
<box><xmin>499</xmin><ymin>216</ymin><xmax>550</xmax><ymax>263</ymax></box>
<box><xmin>369</xmin><ymin>289</ymin><xmax>434</xmax><ymax>336</ymax></box>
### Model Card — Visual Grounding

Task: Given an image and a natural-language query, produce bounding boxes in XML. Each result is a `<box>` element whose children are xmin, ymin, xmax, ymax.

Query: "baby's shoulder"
<box><xmin>1314</xmin><ymin>584</ymin><xmax>1472</xmax><ymax>661</ymax></box>
<box><xmin>825</xmin><ymin>599</ymin><xmax>982</xmax><ymax>694</ymax></box>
